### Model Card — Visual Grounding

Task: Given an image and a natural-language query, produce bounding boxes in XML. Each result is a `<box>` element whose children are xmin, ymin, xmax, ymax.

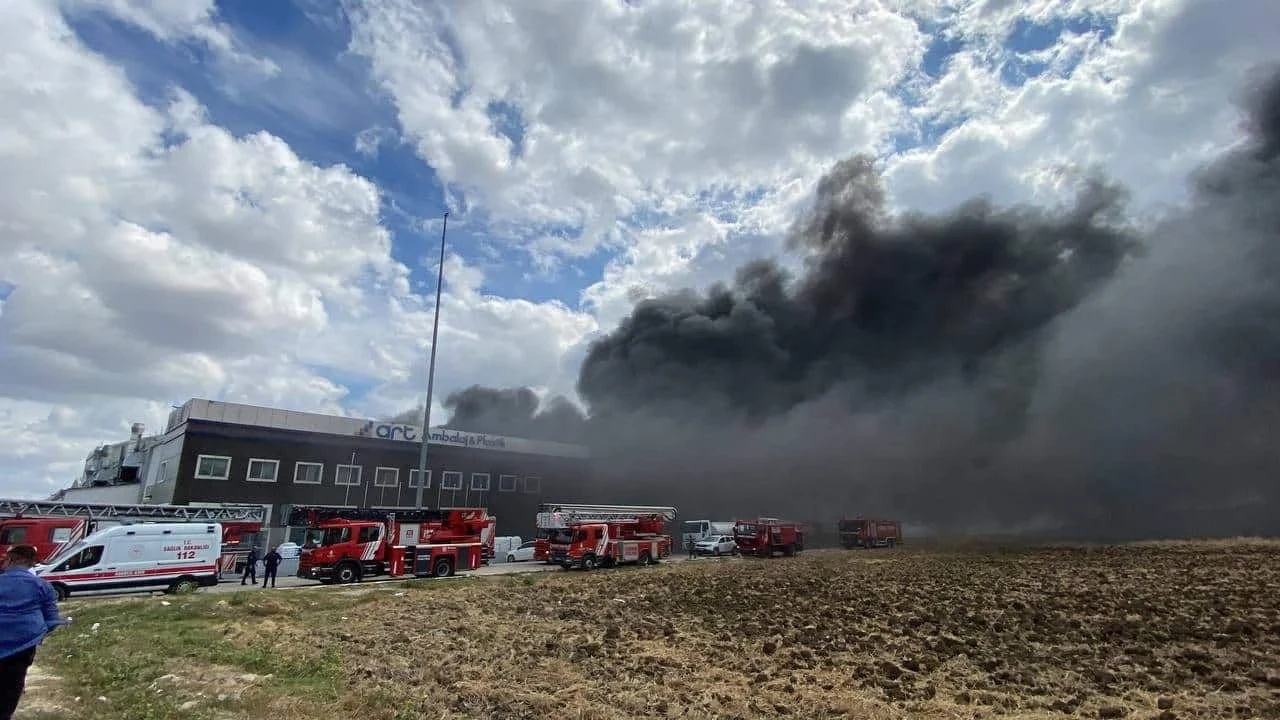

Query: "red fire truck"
<box><xmin>0</xmin><ymin>499</ymin><xmax>266</xmax><ymax>575</ymax></box>
<box><xmin>529</xmin><ymin>499</ymin><xmax>570</xmax><ymax>561</ymax></box>
<box><xmin>533</xmin><ymin>503</ymin><xmax>673</xmax><ymax>563</ymax></box>
<box><xmin>838</xmin><ymin>517</ymin><xmax>902</xmax><ymax>548</ymax></box>
<box><xmin>733</xmin><ymin>517</ymin><xmax>805</xmax><ymax>557</ymax></box>
<box><xmin>290</xmin><ymin>506</ymin><xmax>495</xmax><ymax>584</ymax></box>
<box><xmin>545</xmin><ymin>503</ymin><xmax>677</xmax><ymax>570</ymax></box>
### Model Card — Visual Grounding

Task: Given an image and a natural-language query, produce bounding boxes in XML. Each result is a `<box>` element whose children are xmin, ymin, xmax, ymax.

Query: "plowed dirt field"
<box><xmin>21</xmin><ymin>541</ymin><xmax>1280</xmax><ymax>720</ymax></box>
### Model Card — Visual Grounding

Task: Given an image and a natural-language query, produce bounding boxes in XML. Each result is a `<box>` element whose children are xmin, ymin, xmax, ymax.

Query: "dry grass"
<box><xmin>17</xmin><ymin>542</ymin><xmax>1280</xmax><ymax>719</ymax></box>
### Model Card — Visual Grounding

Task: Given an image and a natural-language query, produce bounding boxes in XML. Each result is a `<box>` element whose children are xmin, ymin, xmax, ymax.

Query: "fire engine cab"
<box><xmin>541</xmin><ymin>503</ymin><xmax>677</xmax><ymax>570</ymax></box>
<box><xmin>290</xmin><ymin>506</ymin><xmax>495</xmax><ymax>584</ymax></box>
<box><xmin>0</xmin><ymin>498</ymin><xmax>266</xmax><ymax>576</ymax></box>
<box><xmin>733</xmin><ymin>517</ymin><xmax>805</xmax><ymax>558</ymax></box>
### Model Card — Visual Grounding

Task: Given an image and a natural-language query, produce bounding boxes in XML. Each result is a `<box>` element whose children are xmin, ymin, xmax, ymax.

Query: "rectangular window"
<box><xmin>440</xmin><ymin>471</ymin><xmax>463</xmax><ymax>490</ymax></box>
<box><xmin>498</xmin><ymin>474</ymin><xmax>518</xmax><ymax>492</ymax></box>
<box><xmin>195</xmin><ymin>455</ymin><xmax>231</xmax><ymax>480</ymax></box>
<box><xmin>470</xmin><ymin>472</ymin><xmax>490</xmax><ymax>491</ymax></box>
<box><xmin>294</xmin><ymin>462</ymin><xmax>323</xmax><ymax>485</ymax></box>
<box><xmin>523</xmin><ymin>475</ymin><xmax>542</xmax><ymax>494</ymax></box>
<box><xmin>374</xmin><ymin>467</ymin><xmax>400</xmax><ymax>488</ymax></box>
<box><xmin>335</xmin><ymin>464</ymin><xmax>362</xmax><ymax>486</ymax></box>
<box><xmin>155</xmin><ymin>460</ymin><xmax>169</xmax><ymax>485</ymax></box>
<box><xmin>246</xmin><ymin>458</ymin><xmax>279</xmax><ymax>483</ymax></box>
<box><xmin>408</xmin><ymin>469</ymin><xmax>431</xmax><ymax>489</ymax></box>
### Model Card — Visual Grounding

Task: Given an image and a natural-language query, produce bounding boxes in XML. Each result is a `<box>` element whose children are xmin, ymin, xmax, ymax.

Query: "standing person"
<box><xmin>687</xmin><ymin>538</ymin><xmax>696</xmax><ymax>559</ymax></box>
<box><xmin>0</xmin><ymin>545</ymin><xmax>70</xmax><ymax>720</ymax></box>
<box><xmin>241</xmin><ymin>546</ymin><xmax>259</xmax><ymax>586</ymax></box>
<box><xmin>260</xmin><ymin>546</ymin><xmax>282</xmax><ymax>589</ymax></box>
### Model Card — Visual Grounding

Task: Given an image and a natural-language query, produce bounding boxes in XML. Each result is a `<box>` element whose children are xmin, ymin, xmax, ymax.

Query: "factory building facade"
<box><xmin>69</xmin><ymin>399</ymin><xmax>593</xmax><ymax>546</ymax></box>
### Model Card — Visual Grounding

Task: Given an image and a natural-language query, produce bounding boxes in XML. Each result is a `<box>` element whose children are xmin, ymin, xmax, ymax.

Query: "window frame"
<box><xmin>470</xmin><ymin>472</ymin><xmax>491</xmax><ymax>492</ymax></box>
<box><xmin>245</xmin><ymin>458</ymin><xmax>280</xmax><ymax>483</ymax></box>
<box><xmin>335</xmin><ymin>464</ymin><xmax>363</xmax><ymax>487</ymax></box>
<box><xmin>440</xmin><ymin>471</ymin><xmax>463</xmax><ymax>491</ymax></box>
<box><xmin>374</xmin><ymin>466</ymin><xmax>400</xmax><ymax>488</ymax></box>
<box><xmin>408</xmin><ymin>469</ymin><xmax>431</xmax><ymax>489</ymax></box>
<box><xmin>293</xmin><ymin>462</ymin><xmax>324</xmax><ymax>485</ymax></box>
<box><xmin>194</xmin><ymin>454</ymin><xmax>232</xmax><ymax>480</ymax></box>
<box><xmin>523</xmin><ymin>475</ymin><xmax>542</xmax><ymax>494</ymax></box>
<box><xmin>498</xmin><ymin>474</ymin><xmax>518</xmax><ymax>492</ymax></box>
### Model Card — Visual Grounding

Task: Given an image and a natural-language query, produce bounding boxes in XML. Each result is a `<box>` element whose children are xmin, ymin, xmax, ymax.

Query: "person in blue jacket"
<box><xmin>0</xmin><ymin>545</ymin><xmax>70</xmax><ymax>720</ymax></box>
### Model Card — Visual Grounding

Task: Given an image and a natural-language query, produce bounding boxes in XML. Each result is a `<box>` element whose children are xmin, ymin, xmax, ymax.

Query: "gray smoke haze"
<box><xmin>432</xmin><ymin>65</ymin><xmax>1280</xmax><ymax>541</ymax></box>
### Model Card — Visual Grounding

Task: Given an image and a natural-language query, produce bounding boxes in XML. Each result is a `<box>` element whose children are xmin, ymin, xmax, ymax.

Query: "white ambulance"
<box><xmin>34</xmin><ymin>522</ymin><xmax>223</xmax><ymax>600</ymax></box>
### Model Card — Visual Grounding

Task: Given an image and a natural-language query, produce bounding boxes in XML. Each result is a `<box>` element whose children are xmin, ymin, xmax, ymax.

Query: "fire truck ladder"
<box><xmin>0</xmin><ymin>499</ymin><xmax>268</xmax><ymax>523</ymax></box>
<box><xmin>284</xmin><ymin>505</ymin><xmax>486</xmax><ymax>526</ymax></box>
<box><xmin>538</xmin><ymin>503</ymin><xmax>678</xmax><ymax>527</ymax></box>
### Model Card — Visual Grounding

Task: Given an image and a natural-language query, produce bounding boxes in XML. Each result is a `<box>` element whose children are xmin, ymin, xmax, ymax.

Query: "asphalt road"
<box><xmin>64</xmin><ymin>554</ymin><xmax>706</xmax><ymax>602</ymax></box>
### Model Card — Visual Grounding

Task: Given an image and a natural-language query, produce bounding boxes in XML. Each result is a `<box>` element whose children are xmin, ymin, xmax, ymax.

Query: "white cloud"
<box><xmin>886</xmin><ymin>0</ymin><xmax>1279</xmax><ymax>213</ymax></box>
<box><xmin>344</xmin><ymin>0</ymin><xmax>928</xmax><ymax>257</ymax></box>
<box><xmin>0</xmin><ymin>0</ymin><xmax>595</xmax><ymax>497</ymax></box>
<box><xmin>1</xmin><ymin>0</ymin><xmax>1275</xmax><ymax>499</ymax></box>
<box><xmin>57</xmin><ymin>0</ymin><xmax>279</xmax><ymax>78</ymax></box>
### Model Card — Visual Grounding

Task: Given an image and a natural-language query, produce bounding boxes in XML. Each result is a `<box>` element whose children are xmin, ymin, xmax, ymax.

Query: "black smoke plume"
<box><xmin>433</xmin><ymin>65</ymin><xmax>1280</xmax><ymax>541</ymax></box>
<box><xmin>441</xmin><ymin>385</ymin><xmax>588</xmax><ymax>441</ymax></box>
<box><xmin>382</xmin><ymin>386</ymin><xmax>587</xmax><ymax>441</ymax></box>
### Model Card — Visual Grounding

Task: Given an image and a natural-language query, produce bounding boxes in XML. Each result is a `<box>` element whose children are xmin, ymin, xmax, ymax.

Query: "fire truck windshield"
<box><xmin>735</xmin><ymin>523</ymin><xmax>757</xmax><ymax>536</ymax></box>
<box><xmin>0</xmin><ymin>525</ymin><xmax>28</xmax><ymax>544</ymax></box>
<box><xmin>306</xmin><ymin>527</ymin><xmax>350</xmax><ymax>547</ymax></box>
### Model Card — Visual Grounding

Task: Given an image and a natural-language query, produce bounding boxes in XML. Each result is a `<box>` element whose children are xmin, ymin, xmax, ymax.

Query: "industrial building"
<box><xmin>57</xmin><ymin>398</ymin><xmax>592</xmax><ymax>546</ymax></box>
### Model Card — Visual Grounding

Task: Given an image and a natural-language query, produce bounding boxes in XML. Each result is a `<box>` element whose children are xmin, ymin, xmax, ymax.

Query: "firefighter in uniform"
<box><xmin>260</xmin><ymin>547</ymin><xmax>282</xmax><ymax>588</ymax></box>
<box><xmin>241</xmin><ymin>546</ymin><xmax>260</xmax><ymax>585</ymax></box>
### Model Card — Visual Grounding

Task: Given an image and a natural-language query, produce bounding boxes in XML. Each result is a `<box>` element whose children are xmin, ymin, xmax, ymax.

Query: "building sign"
<box><xmin>356</xmin><ymin>422</ymin><xmax>508</xmax><ymax>450</ymax></box>
<box><xmin>365</xmin><ymin>423</ymin><xmax>420</xmax><ymax>442</ymax></box>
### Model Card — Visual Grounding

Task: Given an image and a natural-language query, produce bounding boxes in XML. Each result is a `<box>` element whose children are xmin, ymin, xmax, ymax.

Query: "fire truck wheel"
<box><xmin>638</xmin><ymin>552</ymin><xmax>653</xmax><ymax>566</ymax></box>
<box><xmin>335</xmin><ymin>561</ymin><xmax>360</xmax><ymax>584</ymax></box>
<box><xmin>432</xmin><ymin>557</ymin><xmax>454</xmax><ymax>578</ymax></box>
<box><xmin>52</xmin><ymin>583</ymin><xmax>69</xmax><ymax>601</ymax></box>
<box><xmin>582</xmin><ymin>555</ymin><xmax>597</xmax><ymax>570</ymax></box>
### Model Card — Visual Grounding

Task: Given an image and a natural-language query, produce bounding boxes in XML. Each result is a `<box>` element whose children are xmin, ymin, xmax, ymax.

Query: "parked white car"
<box><xmin>694</xmin><ymin>535</ymin><xmax>737</xmax><ymax>556</ymax></box>
<box><xmin>506</xmin><ymin>539</ymin><xmax>538</xmax><ymax>563</ymax></box>
<box><xmin>274</xmin><ymin>542</ymin><xmax>300</xmax><ymax>559</ymax></box>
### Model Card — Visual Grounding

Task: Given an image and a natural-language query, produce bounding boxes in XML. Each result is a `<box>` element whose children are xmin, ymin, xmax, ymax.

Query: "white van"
<box><xmin>35</xmin><ymin>522</ymin><xmax>222</xmax><ymax>600</ymax></box>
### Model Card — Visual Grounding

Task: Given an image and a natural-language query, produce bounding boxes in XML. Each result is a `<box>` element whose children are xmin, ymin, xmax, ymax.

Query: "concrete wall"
<box><xmin>56</xmin><ymin>484</ymin><xmax>144</xmax><ymax>505</ymax></box>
